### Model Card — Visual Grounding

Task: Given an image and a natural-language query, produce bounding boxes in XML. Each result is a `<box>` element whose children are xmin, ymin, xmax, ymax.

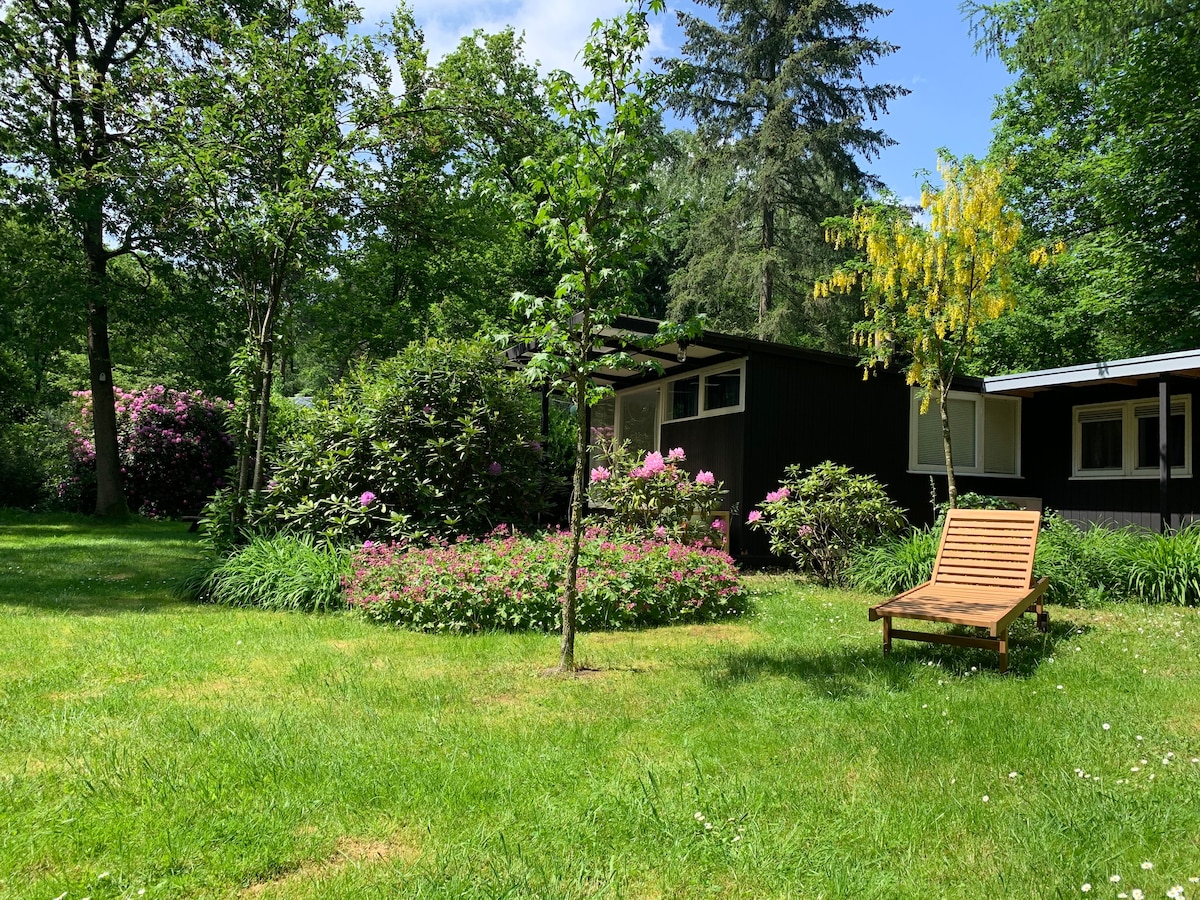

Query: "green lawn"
<box><xmin>2</xmin><ymin>513</ymin><xmax>1199</xmax><ymax>899</ymax></box>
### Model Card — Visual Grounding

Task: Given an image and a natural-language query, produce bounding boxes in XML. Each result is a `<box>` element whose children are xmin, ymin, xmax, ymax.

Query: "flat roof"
<box><xmin>984</xmin><ymin>349</ymin><xmax>1200</xmax><ymax>395</ymax></box>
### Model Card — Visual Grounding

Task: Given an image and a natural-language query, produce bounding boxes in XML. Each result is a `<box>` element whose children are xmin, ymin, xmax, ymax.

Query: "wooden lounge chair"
<box><xmin>868</xmin><ymin>509</ymin><xmax>1050</xmax><ymax>673</ymax></box>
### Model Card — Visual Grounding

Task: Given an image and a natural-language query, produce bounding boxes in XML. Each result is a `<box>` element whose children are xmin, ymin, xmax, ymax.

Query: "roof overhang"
<box><xmin>503</xmin><ymin>314</ymin><xmax>863</xmax><ymax>388</ymax></box>
<box><xmin>983</xmin><ymin>349</ymin><xmax>1200</xmax><ymax>396</ymax></box>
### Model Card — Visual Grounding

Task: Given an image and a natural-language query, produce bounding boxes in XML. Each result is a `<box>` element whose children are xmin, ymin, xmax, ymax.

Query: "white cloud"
<box><xmin>359</xmin><ymin>0</ymin><xmax>669</xmax><ymax>81</ymax></box>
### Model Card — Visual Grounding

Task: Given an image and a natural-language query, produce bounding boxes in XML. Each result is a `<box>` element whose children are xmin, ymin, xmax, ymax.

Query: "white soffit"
<box><xmin>984</xmin><ymin>349</ymin><xmax>1200</xmax><ymax>394</ymax></box>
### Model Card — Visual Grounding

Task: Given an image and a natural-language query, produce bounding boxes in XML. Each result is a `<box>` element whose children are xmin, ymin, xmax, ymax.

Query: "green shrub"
<box><xmin>257</xmin><ymin>340</ymin><xmax>546</xmax><ymax>543</ymax></box>
<box><xmin>748</xmin><ymin>461</ymin><xmax>907</xmax><ymax>585</ymax></box>
<box><xmin>846</xmin><ymin>512</ymin><xmax>1146</xmax><ymax>606</ymax></box>
<box><xmin>587</xmin><ymin>441</ymin><xmax>727</xmax><ymax>545</ymax></box>
<box><xmin>345</xmin><ymin>526</ymin><xmax>747</xmax><ymax>632</ymax></box>
<box><xmin>1127</xmin><ymin>525</ymin><xmax>1200</xmax><ymax>606</ymax></box>
<box><xmin>0</xmin><ymin>416</ymin><xmax>68</xmax><ymax>509</ymax></box>
<box><xmin>846</xmin><ymin>527</ymin><xmax>940</xmax><ymax>595</ymax></box>
<box><xmin>185</xmin><ymin>534</ymin><xmax>351</xmax><ymax>612</ymax></box>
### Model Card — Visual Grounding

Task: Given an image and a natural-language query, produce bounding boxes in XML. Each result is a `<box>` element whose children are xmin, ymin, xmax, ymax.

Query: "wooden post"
<box><xmin>882</xmin><ymin>617</ymin><xmax>892</xmax><ymax>656</ymax></box>
<box><xmin>1160</xmin><ymin>375</ymin><xmax>1172</xmax><ymax>534</ymax></box>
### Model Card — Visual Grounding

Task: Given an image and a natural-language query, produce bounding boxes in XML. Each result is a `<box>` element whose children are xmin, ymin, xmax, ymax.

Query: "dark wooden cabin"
<box><xmin>511</xmin><ymin>317</ymin><xmax>1200</xmax><ymax>561</ymax></box>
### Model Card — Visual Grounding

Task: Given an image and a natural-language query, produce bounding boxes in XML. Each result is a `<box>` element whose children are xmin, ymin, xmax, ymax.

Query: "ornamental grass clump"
<box><xmin>587</xmin><ymin>442</ymin><xmax>727</xmax><ymax>546</ymax></box>
<box><xmin>344</xmin><ymin>526</ymin><xmax>747</xmax><ymax>632</ymax></box>
<box><xmin>749</xmin><ymin>461</ymin><xmax>906</xmax><ymax>584</ymax></box>
<box><xmin>184</xmin><ymin>533</ymin><xmax>351</xmax><ymax>612</ymax></box>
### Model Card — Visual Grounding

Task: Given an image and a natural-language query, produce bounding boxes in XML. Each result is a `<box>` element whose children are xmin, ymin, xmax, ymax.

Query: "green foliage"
<box><xmin>1127</xmin><ymin>525</ymin><xmax>1200</xmax><ymax>607</ymax></box>
<box><xmin>749</xmin><ymin>461</ymin><xmax>907</xmax><ymax>584</ymax></box>
<box><xmin>587</xmin><ymin>442</ymin><xmax>727</xmax><ymax>545</ymax></box>
<box><xmin>662</xmin><ymin>0</ymin><xmax>906</xmax><ymax>341</ymax></box>
<box><xmin>845</xmin><ymin>526</ymin><xmax>942</xmax><ymax>595</ymax></box>
<box><xmin>935</xmin><ymin>492</ymin><xmax>1022</xmax><ymax>523</ymax></box>
<box><xmin>0</xmin><ymin>417</ymin><xmax>69</xmax><ymax>510</ymax></box>
<box><xmin>971</xmin><ymin>0</ymin><xmax>1200</xmax><ymax>368</ymax></box>
<box><xmin>345</xmin><ymin>526</ymin><xmax>747</xmax><ymax>632</ymax></box>
<box><xmin>847</xmin><ymin>513</ymin><xmax>1154</xmax><ymax>607</ymax></box>
<box><xmin>257</xmin><ymin>340</ymin><xmax>545</xmax><ymax>544</ymax></box>
<box><xmin>185</xmin><ymin>533</ymin><xmax>351</xmax><ymax>612</ymax></box>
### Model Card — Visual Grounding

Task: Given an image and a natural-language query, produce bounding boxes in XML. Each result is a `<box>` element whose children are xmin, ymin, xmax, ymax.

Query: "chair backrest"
<box><xmin>930</xmin><ymin>508</ymin><xmax>1042</xmax><ymax>593</ymax></box>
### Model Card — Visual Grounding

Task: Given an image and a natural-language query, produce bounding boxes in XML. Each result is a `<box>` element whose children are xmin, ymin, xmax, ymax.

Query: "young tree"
<box><xmin>0</xmin><ymin>0</ymin><xmax>179</xmax><ymax>515</ymax></box>
<box><xmin>663</xmin><ymin>0</ymin><xmax>906</xmax><ymax>341</ymax></box>
<box><xmin>816</xmin><ymin>155</ymin><xmax>1023</xmax><ymax>507</ymax></box>
<box><xmin>509</xmin><ymin>0</ymin><xmax>678</xmax><ymax>672</ymax></box>
<box><xmin>162</xmin><ymin>0</ymin><xmax>392</xmax><ymax>513</ymax></box>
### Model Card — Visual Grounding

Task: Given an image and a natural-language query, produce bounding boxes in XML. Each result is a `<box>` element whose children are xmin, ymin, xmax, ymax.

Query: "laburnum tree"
<box><xmin>508</xmin><ymin>0</ymin><xmax>689</xmax><ymax>672</ymax></box>
<box><xmin>816</xmin><ymin>155</ymin><xmax>1024</xmax><ymax>507</ymax></box>
<box><xmin>663</xmin><ymin>0</ymin><xmax>906</xmax><ymax>342</ymax></box>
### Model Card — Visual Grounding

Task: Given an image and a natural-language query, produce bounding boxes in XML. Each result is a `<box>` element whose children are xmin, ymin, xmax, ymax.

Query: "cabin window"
<box><xmin>909</xmin><ymin>390</ymin><xmax>1021</xmax><ymax>477</ymax></box>
<box><xmin>661</xmin><ymin>362</ymin><xmax>745</xmax><ymax>423</ymax></box>
<box><xmin>1073</xmin><ymin>396</ymin><xmax>1191</xmax><ymax>478</ymax></box>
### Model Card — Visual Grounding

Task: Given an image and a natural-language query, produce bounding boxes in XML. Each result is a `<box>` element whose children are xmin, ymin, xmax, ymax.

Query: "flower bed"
<box><xmin>344</xmin><ymin>526</ymin><xmax>747</xmax><ymax>632</ymax></box>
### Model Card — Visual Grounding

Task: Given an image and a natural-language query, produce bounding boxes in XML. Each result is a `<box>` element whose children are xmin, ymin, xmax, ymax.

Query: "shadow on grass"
<box><xmin>711</xmin><ymin>617</ymin><xmax>1088</xmax><ymax>695</ymax></box>
<box><xmin>0</xmin><ymin>512</ymin><xmax>202</xmax><ymax>615</ymax></box>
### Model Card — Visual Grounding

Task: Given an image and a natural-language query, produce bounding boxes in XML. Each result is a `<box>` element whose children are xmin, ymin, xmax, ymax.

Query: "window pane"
<box><xmin>1080</xmin><ymin>418</ymin><xmax>1123</xmax><ymax>470</ymax></box>
<box><xmin>590</xmin><ymin>395</ymin><xmax>615</xmax><ymax>446</ymax></box>
<box><xmin>916</xmin><ymin>396</ymin><xmax>976</xmax><ymax>468</ymax></box>
<box><xmin>984</xmin><ymin>397</ymin><xmax>1019</xmax><ymax>474</ymax></box>
<box><xmin>704</xmin><ymin>369</ymin><xmax>741</xmax><ymax>411</ymax></box>
<box><xmin>1136</xmin><ymin>413</ymin><xmax>1185</xmax><ymax>469</ymax></box>
<box><xmin>667</xmin><ymin>376</ymin><xmax>699</xmax><ymax>420</ymax></box>
<box><xmin>621</xmin><ymin>390</ymin><xmax>659</xmax><ymax>456</ymax></box>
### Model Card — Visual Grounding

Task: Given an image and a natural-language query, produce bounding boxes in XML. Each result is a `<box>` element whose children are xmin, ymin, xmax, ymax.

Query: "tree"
<box><xmin>509</xmin><ymin>0</ymin><xmax>678</xmax><ymax>672</ymax></box>
<box><xmin>663</xmin><ymin>0</ymin><xmax>906</xmax><ymax>341</ymax></box>
<box><xmin>816</xmin><ymin>155</ymin><xmax>1023</xmax><ymax>507</ymax></box>
<box><xmin>965</xmin><ymin>0</ymin><xmax>1200</xmax><ymax>367</ymax></box>
<box><xmin>161</xmin><ymin>0</ymin><xmax>391</xmax><ymax>515</ymax></box>
<box><xmin>0</xmin><ymin>0</ymin><xmax>180</xmax><ymax>515</ymax></box>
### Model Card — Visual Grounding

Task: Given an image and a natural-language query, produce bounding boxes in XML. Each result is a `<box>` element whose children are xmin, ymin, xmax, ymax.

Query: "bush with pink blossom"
<box><xmin>63</xmin><ymin>386</ymin><xmax>235</xmax><ymax>517</ymax></box>
<box><xmin>344</xmin><ymin>525</ymin><xmax>747</xmax><ymax>632</ymax></box>
<box><xmin>587</xmin><ymin>441</ymin><xmax>727</xmax><ymax>546</ymax></box>
<box><xmin>748</xmin><ymin>460</ymin><xmax>906</xmax><ymax>584</ymax></box>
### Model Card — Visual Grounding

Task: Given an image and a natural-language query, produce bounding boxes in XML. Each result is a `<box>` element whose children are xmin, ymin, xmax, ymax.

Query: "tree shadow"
<box><xmin>709</xmin><ymin>616</ymin><xmax>1088</xmax><ymax>696</ymax></box>
<box><xmin>0</xmin><ymin>516</ymin><xmax>201</xmax><ymax>615</ymax></box>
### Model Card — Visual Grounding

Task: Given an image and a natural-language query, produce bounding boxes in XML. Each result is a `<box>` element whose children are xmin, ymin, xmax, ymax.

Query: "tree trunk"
<box><xmin>938</xmin><ymin>388</ymin><xmax>958</xmax><ymax>509</ymax></box>
<box><xmin>82</xmin><ymin>225</ymin><xmax>128</xmax><ymax>519</ymax></box>
<box><xmin>559</xmin><ymin>367</ymin><xmax>588</xmax><ymax>672</ymax></box>
<box><xmin>758</xmin><ymin>194</ymin><xmax>774</xmax><ymax>340</ymax></box>
<box><xmin>251</xmin><ymin>336</ymin><xmax>274</xmax><ymax>494</ymax></box>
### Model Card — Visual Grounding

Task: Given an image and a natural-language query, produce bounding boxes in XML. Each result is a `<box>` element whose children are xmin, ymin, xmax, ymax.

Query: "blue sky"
<box><xmin>370</xmin><ymin>0</ymin><xmax>1015</xmax><ymax>203</ymax></box>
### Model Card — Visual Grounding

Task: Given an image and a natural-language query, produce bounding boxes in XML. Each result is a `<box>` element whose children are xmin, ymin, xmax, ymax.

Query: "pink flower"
<box><xmin>765</xmin><ymin>487</ymin><xmax>791</xmax><ymax>503</ymax></box>
<box><xmin>590</xmin><ymin>466</ymin><xmax>611</xmax><ymax>482</ymax></box>
<box><xmin>488</xmin><ymin>461</ymin><xmax>503</xmax><ymax>476</ymax></box>
<box><xmin>667</xmin><ymin>447</ymin><xmax>686</xmax><ymax>461</ymax></box>
<box><xmin>747</xmin><ymin>510</ymin><xmax>763</xmax><ymax>524</ymax></box>
<box><xmin>640</xmin><ymin>451</ymin><xmax>666</xmax><ymax>476</ymax></box>
<box><xmin>360</xmin><ymin>491</ymin><xmax>376</xmax><ymax>507</ymax></box>
<box><xmin>711</xmin><ymin>518</ymin><xmax>726</xmax><ymax>531</ymax></box>
<box><xmin>654</xmin><ymin>525</ymin><xmax>667</xmax><ymax>539</ymax></box>
<box><xmin>695</xmin><ymin>470</ymin><xmax>715</xmax><ymax>486</ymax></box>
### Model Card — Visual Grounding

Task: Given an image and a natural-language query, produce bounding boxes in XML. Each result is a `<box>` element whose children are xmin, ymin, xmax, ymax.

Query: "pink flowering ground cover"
<box><xmin>344</xmin><ymin>526</ymin><xmax>747</xmax><ymax>632</ymax></box>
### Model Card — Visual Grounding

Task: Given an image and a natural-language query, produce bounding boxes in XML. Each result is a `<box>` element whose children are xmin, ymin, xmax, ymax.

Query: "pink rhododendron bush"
<box><xmin>63</xmin><ymin>386</ymin><xmax>234</xmax><ymax>517</ymax></box>
<box><xmin>587</xmin><ymin>442</ymin><xmax>727</xmax><ymax>546</ymax></box>
<box><xmin>344</xmin><ymin>526</ymin><xmax>747</xmax><ymax>632</ymax></box>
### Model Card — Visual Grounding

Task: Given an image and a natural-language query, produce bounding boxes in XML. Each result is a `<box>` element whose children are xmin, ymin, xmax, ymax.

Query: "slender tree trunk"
<box><xmin>82</xmin><ymin>221</ymin><xmax>128</xmax><ymax>519</ymax></box>
<box><xmin>560</xmin><ymin>366</ymin><xmax>588</xmax><ymax>672</ymax></box>
<box><xmin>759</xmin><ymin>199</ymin><xmax>774</xmax><ymax>340</ymax></box>
<box><xmin>251</xmin><ymin>335</ymin><xmax>274</xmax><ymax>493</ymax></box>
<box><xmin>938</xmin><ymin>387</ymin><xmax>958</xmax><ymax>509</ymax></box>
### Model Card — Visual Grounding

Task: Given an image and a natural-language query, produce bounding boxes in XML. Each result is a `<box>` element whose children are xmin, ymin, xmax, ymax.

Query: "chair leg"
<box><xmin>998</xmin><ymin>629</ymin><xmax>1009</xmax><ymax>674</ymax></box>
<box><xmin>1037</xmin><ymin>598</ymin><xmax>1049</xmax><ymax>632</ymax></box>
<box><xmin>882</xmin><ymin>617</ymin><xmax>892</xmax><ymax>657</ymax></box>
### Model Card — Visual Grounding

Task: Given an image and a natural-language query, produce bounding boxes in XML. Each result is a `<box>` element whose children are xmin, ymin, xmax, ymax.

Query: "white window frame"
<box><xmin>1071</xmin><ymin>395</ymin><xmax>1192</xmax><ymax>479</ymax></box>
<box><xmin>908</xmin><ymin>388</ymin><xmax>1022</xmax><ymax>478</ymax></box>
<box><xmin>659</xmin><ymin>359</ymin><xmax>747</xmax><ymax>423</ymax></box>
<box><xmin>602</xmin><ymin>359</ymin><xmax>747</xmax><ymax>454</ymax></box>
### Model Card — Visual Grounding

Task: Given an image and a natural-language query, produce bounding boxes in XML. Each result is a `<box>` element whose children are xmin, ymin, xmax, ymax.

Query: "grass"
<box><xmin>2</xmin><ymin>512</ymin><xmax>1200</xmax><ymax>899</ymax></box>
